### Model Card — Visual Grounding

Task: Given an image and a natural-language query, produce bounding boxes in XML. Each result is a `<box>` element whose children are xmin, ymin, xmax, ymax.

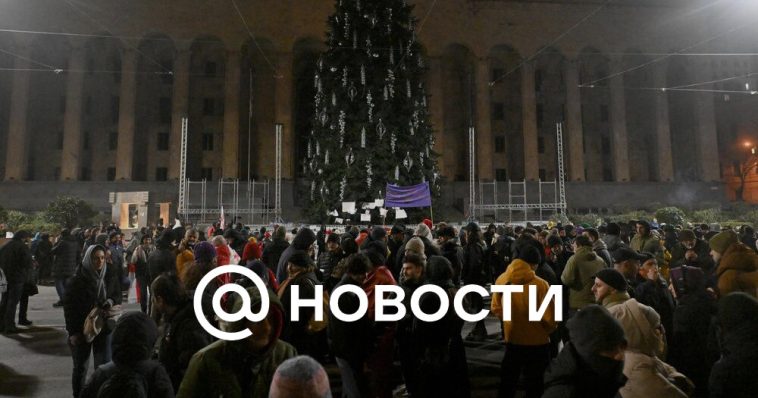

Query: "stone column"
<box><xmin>521</xmin><ymin>60</ymin><xmax>539</xmax><ymax>180</ymax></box>
<box><xmin>653</xmin><ymin>62</ymin><xmax>674</xmax><ymax>182</ymax></box>
<box><xmin>4</xmin><ymin>45</ymin><xmax>32</xmax><ymax>181</ymax></box>
<box><xmin>60</xmin><ymin>44</ymin><xmax>87</xmax><ymax>180</ymax></box>
<box><xmin>609</xmin><ymin>56</ymin><xmax>630</xmax><ymax>182</ymax></box>
<box><xmin>222</xmin><ymin>50</ymin><xmax>241</xmax><ymax>179</ymax></box>
<box><xmin>694</xmin><ymin>62</ymin><xmax>720</xmax><ymax>182</ymax></box>
<box><xmin>115</xmin><ymin>49</ymin><xmax>137</xmax><ymax>180</ymax></box>
<box><xmin>564</xmin><ymin>58</ymin><xmax>585</xmax><ymax>181</ymax></box>
<box><xmin>274</xmin><ymin>52</ymin><xmax>293</xmax><ymax>179</ymax></box>
<box><xmin>168</xmin><ymin>46</ymin><xmax>191</xmax><ymax>179</ymax></box>
<box><xmin>475</xmin><ymin>57</ymin><xmax>493</xmax><ymax>180</ymax></box>
<box><xmin>427</xmin><ymin>56</ymin><xmax>446</xmax><ymax>177</ymax></box>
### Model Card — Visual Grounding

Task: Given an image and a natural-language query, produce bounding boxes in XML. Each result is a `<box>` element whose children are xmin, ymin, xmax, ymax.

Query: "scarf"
<box><xmin>82</xmin><ymin>244</ymin><xmax>108</xmax><ymax>303</ymax></box>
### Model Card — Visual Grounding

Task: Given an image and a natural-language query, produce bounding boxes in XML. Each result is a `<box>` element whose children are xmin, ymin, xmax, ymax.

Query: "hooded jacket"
<box><xmin>491</xmin><ymin>259</ymin><xmax>557</xmax><ymax>345</ymax></box>
<box><xmin>562</xmin><ymin>246</ymin><xmax>606</xmax><ymax>310</ymax></box>
<box><xmin>0</xmin><ymin>236</ymin><xmax>32</xmax><ymax>284</ymax></box>
<box><xmin>715</xmin><ymin>242</ymin><xmax>758</xmax><ymax>298</ymax></box>
<box><xmin>275</xmin><ymin>228</ymin><xmax>316</xmax><ymax>283</ymax></box>
<box><xmin>542</xmin><ymin>342</ymin><xmax>627</xmax><ymax>398</ymax></box>
<box><xmin>177</xmin><ymin>287</ymin><xmax>297</xmax><ymax>398</ymax></box>
<box><xmin>80</xmin><ymin>312</ymin><xmax>173</xmax><ymax>398</ymax></box>
<box><xmin>63</xmin><ymin>245</ymin><xmax>122</xmax><ymax>336</ymax></box>
<box><xmin>593</xmin><ymin>239</ymin><xmax>613</xmax><ymax>268</ymax></box>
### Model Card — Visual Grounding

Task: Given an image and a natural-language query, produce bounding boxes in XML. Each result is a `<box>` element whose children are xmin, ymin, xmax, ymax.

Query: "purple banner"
<box><xmin>385</xmin><ymin>182</ymin><xmax>432</xmax><ymax>208</ymax></box>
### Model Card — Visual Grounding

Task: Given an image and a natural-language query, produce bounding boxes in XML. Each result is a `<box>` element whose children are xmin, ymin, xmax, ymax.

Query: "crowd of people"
<box><xmin>0</xmin><ymin>217</ymin><xmax>757</xmax><ymax>397</ymax></box>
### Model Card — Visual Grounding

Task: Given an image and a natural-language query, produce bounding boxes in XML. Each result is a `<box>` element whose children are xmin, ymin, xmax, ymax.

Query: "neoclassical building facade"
<box><xmin>0</xmin><ymin>0</ymin><xmax>754</xmax><ymax>215</ymax></box>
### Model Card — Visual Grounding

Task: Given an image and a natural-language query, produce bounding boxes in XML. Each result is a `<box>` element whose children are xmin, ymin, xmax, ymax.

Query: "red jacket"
<box><xmin>363</xmin><ymin>265</ymin><xmax>397</xmax><ymax>320</ymax></box>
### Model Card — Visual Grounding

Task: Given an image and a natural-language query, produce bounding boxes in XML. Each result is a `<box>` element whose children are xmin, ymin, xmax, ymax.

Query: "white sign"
<box><xmin>341</xmin><ymin>202</ymin><xmax>356</xmax><ymax>213</ymax></box>
<box><xmin>395</xmin><ymin>209</ymin><xmax>408</xmax><ymax>219</ymax></box>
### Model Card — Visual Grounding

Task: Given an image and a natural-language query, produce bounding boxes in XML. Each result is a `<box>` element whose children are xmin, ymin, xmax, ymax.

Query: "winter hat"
<box><xmin>612</xmin><ymin>247</ymin><xmax>647</xmax><ymax>263</ymax></box>
<box><xmin>292</xmin><ymin>228</ymin><xmax>317</xmax><ymax>250</ymax></box>
<box><xmin>709</xmin><ymin>230</ymin><xmax>738</xmax><ymax>255</ymax></box>
<box><xmin>405</xmin><ymin>237</ymin><xmax>426</xmax><ymax>257</ymax></box>
<box><xmin>362</xmin><ymin>241</ymin><xmax>387</xmax><ymax>266</ymax></box>
<box><xmin>391</xmin><ymin>224</ymin><xmax>405</xmax><ymax>235</ymax></box>
<box><xmin>426</xmin><ymin>255</ymin><xmax>454</xmax><ymax>289</ymax></box>
<box><xmin>274</xmin><ymin>226</ymin><xmax>286</xmax><ymax>240</ymax></box>
<box><xmin>606</xmin><ymin>223</ymin><xmax>621</xmax><ymax>236</ymax></box>
<box><xmin>594</xmin><ymin>269</ymin><xmax>628</xmax><ymax>292</ymax></box>
<box><xmin>288</xmin><ymin>250</ymin><xmax>314</xmax><ymax>269</ymax></box>
<box><xmin>438</xmin><ymin>226</ymin><xmax>456</xmax><ymax>239</ymax></box>
<box><xmin>464</xmin><ymin>222</ymin><xmax>481</xmax><ymax>233</ymax></box>
<box><xmin>193</xmin><ymin>241</ymin><xmax>217</xmax><ymax>264</ymax></box>
<box><xmin>516</xmin><ymin>244</ymin><xmax>541</xmax><ymax>265</ymax></box>
<box><xmin>678</xmin><ymin>229</ymin><xmax>696</xmax><ymax>242</ymax></box>
<box><xmin>112</xmin><ymin>311</ymin><xmax>159</xmax><ymax>365</ymax></box>
<box><xmin>568</xmin><ymin>305</ymin><xmax>626</xmax><ymax>359</ymax></box>
<box><xmin>422</xmin><ymin>218</ymin><xmax>433</xmax><ymax>231</ymax></box>
<box><xmin>718</xmin><ymin>292</ymin><xmax>758</xmax><ymax>332</ymax></box>
<box><xmin>95</xmin><ymin>233</ymin><xmax>108</xmax><ymax>246</ymax></box>
<box><xmin>326</xmin><ymin>233</ymin><xmax>341</xmax><ymax>244</ymax></box>
<box><xmin>371</xmin><ymin>226</ymin><xmax>387</xmax><ymax>241</ymax></box>
<box><xmin>415</xmin><ymin>223</ymin><xmax>432</xmax><ymax>240</ymax></box>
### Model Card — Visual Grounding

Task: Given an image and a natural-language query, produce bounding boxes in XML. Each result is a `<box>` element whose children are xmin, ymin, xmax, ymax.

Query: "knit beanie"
<box><xmin>594</xmin><ymin>269</ymin><xmax>628</xmax><ymax>292</ymax></box>
<box><xmin>516</xmin><ymin>244</ymin><xmax>541</xmax><ymax>265</ymax></box>
<box><xmin>415</xmin><ymin>223</ymin><xmax>432</xmax><ymax>240</ymax></box>
<box><xmin>371</xmin><ymin>226</ymin><xmax>387</xmax><ymax>241</ymax></box>
<box><xmin>422</xmin><ymin>218</ymin><xmax>433</xmax><ymax>231</ymax></box>
<box><xmin>678</xmin><ymin>229</ymin><xmax>696</xmax><ymax>242</ymax></box>
<box><xmin>112</xmin><ymin>311</ymin><xmax>159</xmax><ymax>365</ymax></box>
<box><xmin>568</xmin><ymin>305</ymin><xmax>626</xmax><ymax>359</ymax></box>
<box><xmin>405</xmin><ymin>237</ymin><xmax>426</xmax><ymax>257</ymax></box>
<box><xmin>709</xmin><ymin>230</ymin><xmax>738</xmax><ymax>255</ymax></box>
<box><xmin>193</xmin><ymin>241</ymin><xmax>217</xmax><ymax>264</ymax></box>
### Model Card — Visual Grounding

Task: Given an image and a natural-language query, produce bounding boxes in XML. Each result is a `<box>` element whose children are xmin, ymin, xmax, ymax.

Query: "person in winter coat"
<box><xmin>148</xmin><ymin>231</ymin><xmax>177</xmax><ymax>284</ymax></box>
<box><xmin>612</xmin><ymin>247</ymin><xmax>648</xmax><ymax>297</ymax></box>
<box><xmin>437</xmin><ymin>226</ymin><xmax>464</xmax><ymax>287</ymax></box>
<box><xmin>317</xmin><ymin>233</ymin><xmax>344</xmax><ymax>283</ymax></box>
<box><xmin>262</xmin><ymin>226</ymin><xmax>289</xmax><ymax>271</ymax></box>
<box><xmin>463</xmin><ymin>222</ymin><xmax>489</xmax><ymax>341</ymax></box>
<box><xmin>329</xmin><ymin>254</ymin><xmax>374</xmax><ymax>398</ymax></box>
<box><xmin>181</xmin><ymin>241</ymin><xmax>220</xmax><ymax>328</ymax></box>
<box><xmin>630</xmin><ymin>221</ymin><xmax>664</xmax><ymax>265</ymax></box>
<box><xmin>397</xmin><ymin>253</ymin><xmax>427</xmax><ymax>396</ymax></box>
<box><xmin>0</xmin><ymin>230</ymin><xmax>33</xmax><ymax>333</ymax></box>
<box><xmin>277</xmin><ymin>250</ymin><xmax>321</xmax><ymax>357</ymax></box>
<box><xmin>130</xmin><ymin>234</ymin><xmax>154</xmax><ymax>313</ymax></box>
<box><xmin>603</xmin><ymin>222</ymin><xmax>626</xmax><ymax>252</ymax></box>
<box><xmin>276</xmin><ymin>227</ymin><xmax>316</xmax><ymax>283</ymax></box>
<box><xmin>175</xmin><ymin>229</ymin><xmax>197</xmax><ymax>282</ymax></box>
<box><xmin>51</xmin><ymin>229</ymin><xmax>81</xmax><ymax>307</ymax></box>
<box><xmin>708</xmin><ymin>230</ymin><xmax>758</xmax><ymax>298</ymax></box>
<box><xmin>491</xmin><ymin>245</ymin><xmax>557</xmax><ymax>398</ymax></box>
<box><xmin>241</xmin><ymin>236</ymin><xmax>262</xmax><ymax>264</ymax></box>
<box><xmin>33</xmin><ymin>232</ymin><xmax>53</xmax><ymax>282</ymax></box>
<box><xmin>542</xmin><ymin>305</ymin><xmax>628</xmax><ymax>398</ymax></box>
<box><xmin>584</xmin><ymin>228</ymin><xmax>613</xmax><ymax>267</ymax></box>
<box><xmin>668</xmin><ymin>265</ymin><xmax>717</xmax><ymax>398</ymax></box>
<box><xmin>386</xmin><ymin>224</ymin><xmax>406</xmax><ymax>275</ymax></box>
<box><xmin>151</xmin><ymin>273</ymin><xmax>213</xmax><ymax>393</ymax></box>
<box><xmin>670</xmin><ymin>229</ymin><xmax>714</xmax><ymax>274</ymax></box>
<box><xmin>562</xmin><ymin>235</ymin><xmax>606</xmax><ymax>314</ymax></box>
<box><xmin>634</xmin><ymin>253</ymin><xmax>675</xmax><ymax>348</ymax></box>
<box><xmin>327</xmin><ymin>234</ymin><xmax>360</xmax><ymax>291</ymax></box>
<box><xmin>176</xmin><ymin>285</ymin><xmax>297</xmax><ymax>398</ymax></box>
<box><xmin>64</xmin><ymin>244</ymin><xmax>122</xmax><ymax>397</ymax></box>
<box><xmin>709</xmin><ymin>292</ymin><xmax>758</xmax><ymax>398</ymax></box>
<box><xmin>80</xmin><ymin>311</ymin><xmax>174</xmax><ymax>398</ymax></box>
<box><xmin>223</xmin><ymin>228</ymin><xmax>246</xmax><ymax>259</ymax></box>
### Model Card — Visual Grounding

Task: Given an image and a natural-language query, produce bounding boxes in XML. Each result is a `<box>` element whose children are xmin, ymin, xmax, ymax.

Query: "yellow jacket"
<box><xmin>491</xmin><ymin>259</ymin><xmax>557</xmax><ymax>345</ymax></box>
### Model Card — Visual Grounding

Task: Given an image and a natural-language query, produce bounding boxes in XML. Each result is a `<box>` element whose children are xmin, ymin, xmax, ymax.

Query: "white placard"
<box><xmin>360</xmin><ymin>213</ymin><xmax>371</xmax><ymax>222</ymax></box>
<box><xmin>5</xmin><ymin>232</ymin><xmax>13</xmax><ymax>239</ymax></box>
<box><xmin>341</xmin><ymin>202</ymin><xmax>356</xmax><ymax>213</ymax></box>
<box><xmin>331</xmin><ymin>210</ymin><xmax>339</xmax><ymax>216</ymax></box>
<box><xmin>335</xmin><ymin>218</ymin><xmax>344</xmax><ymax>224</ymax></box>
<box><xmin>375</xmin><ymin>199</ymin><xmax>384</xmax><ymax>207</ymax></box>
<box><xmin>379</xmin><ymin>208</ymin><xmax>388</xmax><ymax>216</ymax></box>
<box><xmin>395</xmin><ymin>209</ymin><xmax>408</xmax><ymax>219</ymax></box>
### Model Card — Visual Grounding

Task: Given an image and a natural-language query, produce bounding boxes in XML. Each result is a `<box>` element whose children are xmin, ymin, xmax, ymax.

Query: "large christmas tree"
<box><xmin>304</xmin><ymin>0</ymin><xmax>439</xmax><ymax>221</ymax></box>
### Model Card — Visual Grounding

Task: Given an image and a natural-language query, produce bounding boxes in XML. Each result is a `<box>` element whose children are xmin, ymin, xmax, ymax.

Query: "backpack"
<box><xmin>97</xmin><ymin>368</ymin><xmax>149</xmax><ymax>398</ymax></box>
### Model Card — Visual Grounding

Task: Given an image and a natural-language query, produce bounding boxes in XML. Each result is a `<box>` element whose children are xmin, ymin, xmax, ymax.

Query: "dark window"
<box><xmin>600</xmin><ymin>104</ymin><xmax>609</xmax><ymax>122</ymax></box>
<box><xmin>157</xmin><ymin>132</ymin><xmax>169</xmax><ymax>151</ymax></box>
<box><xmin>201</xmin><ymin>167</ymin><xmax>213</xmax><ymax>180</ymax></box>
<box><xmin>494</xmin><ymin>136</ymin><xmax>506</xmax><ymax>153</ymax></box>
<box><xmin>60</xmin><ymin>96</ymin><xmax>66</xmax><ymax>113</ymax></box>
<box><xmin>109</xmin><ymin>132</ymin><xmax>118</xmax><ymax>151</ymax></box>
<box><xmin>107</xmin><ymin>167</ymin><xmax>116</xmax><ymax>181</ymax></box>
<box><xmin>205</xmin><ymin>62</ymin><xmax>217</xmax><ymax>77</ymax></box>
<box><xmin>202</xmin><ymin>133</ymin><xmax>214</xmax><ymax>151</ymax></box>
<box><xmin>535</xmin><ymin>69</ymin><xmax>543</xmax><ymax>91</ymax></box>
<box><xmin>156</xmin><ymin>167</ymin><xmax>168</xmax><ymax>181</ymax></box>
<box><xmin>80</xmin><ymin>167</ymin><xmax>91</xmax><ymax>181</ymax></box>
<box><xmin>492</xmin><ymin>68</ymin><xmax>504</xmax><ymax>82</ymax></box>
<box><xmin>539</xmin><ymin>169</ymin><xmax>546</xmax><ymax>181</ymax></box>
<box><xmin>492</xmin><ymin>102</ymin><xmax>504</xmax><ymax>121</ymax></box>
<box><xmin>601</xmin><ymin>135</ymin><xmax>611</xmax><ymax>153</ymax></box>
<box><xmin>496</xmin><ymin>168</ymin><xmax>507</xmax><ymax>181</ymax></box>
<box><xmin>57</xmin><ymin>131</ymin><xmax>64</xmax><ymax>150</ymax></box>
<box><xmin>203</xmin><ymin>98</ymin><xmax>215</xmax><ymax>116</ymax></box>
<box><xmin>537</xmin><ymin>103</ymin><xmax>544</xmax><ymax>128</ymax></box>
<box><xmin>159</xmin><ymin>97</ymin><xmax>172</xmax><ymax>123</ymax></box>
<box><xmin>603</xmin><ymin>167</ymin><xmax>613</xmax><ymax>182</ymax></box>
<box><xmin>83</xmin><ymin>131</ymin><xmax>90</xmax><ymax>150</ymax></box>
<box><xmin>538</xmin><ymin>136</ymin><xmax>545</xmax><ymax>154</ymax></box>
<box><xmin>53</xmin><ymin>167</ymin><xmax>61</xmax><ymax>180</ymax></box>
<box><xmin>111</xmin><ymin>96</ymin><xmax>120</xmax><ymax>123</ymax></box>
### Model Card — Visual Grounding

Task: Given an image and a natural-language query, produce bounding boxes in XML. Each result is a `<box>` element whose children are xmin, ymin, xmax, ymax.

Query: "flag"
<box><xmin>384</xmin><ymin>182</ymin><xmax>432</xmax><ymax>208</ymax></box>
